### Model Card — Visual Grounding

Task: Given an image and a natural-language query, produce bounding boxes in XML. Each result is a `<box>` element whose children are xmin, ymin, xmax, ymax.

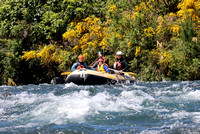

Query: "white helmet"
<box><xmin>116</xmin><ymin>51</ymin><xmax>123</xmax><ymax>55</ymax></box>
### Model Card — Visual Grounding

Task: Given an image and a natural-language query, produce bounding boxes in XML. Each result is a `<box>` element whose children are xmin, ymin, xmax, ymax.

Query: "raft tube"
<box><xmin>65</xmin><ymin>69</ymin><xmax>136</xmax><ymax>85</ymax></box>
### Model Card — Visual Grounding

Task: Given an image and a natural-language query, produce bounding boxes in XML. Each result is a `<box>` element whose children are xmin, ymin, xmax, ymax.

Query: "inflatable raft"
<box><xmin>65</xmin><ymin>69</ymin><xmax>136</xmax><ymax>85</ymax></box>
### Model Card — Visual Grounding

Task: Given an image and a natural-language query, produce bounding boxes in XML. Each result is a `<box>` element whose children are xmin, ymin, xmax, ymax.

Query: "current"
<box><xmin>0</xmin><ymin>81</ymin><xmax>200</xmax><ymax>133</ymax></box>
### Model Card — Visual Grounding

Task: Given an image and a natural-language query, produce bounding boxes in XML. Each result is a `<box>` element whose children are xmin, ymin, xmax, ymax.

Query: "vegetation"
<box><xmin>0</xmin><ymin>0</ymin><xmax>199</xmax><ymax>85</ymax></box>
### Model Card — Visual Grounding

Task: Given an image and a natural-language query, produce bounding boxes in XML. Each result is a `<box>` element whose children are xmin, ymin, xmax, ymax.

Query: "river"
<box><xmin>0</xmin><ymin>81</ymin><xmax>200</xmax><ymax>133</ymax></box>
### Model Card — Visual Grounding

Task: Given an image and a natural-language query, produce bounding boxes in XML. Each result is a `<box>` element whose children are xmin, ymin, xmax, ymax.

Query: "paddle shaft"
<box><xmin>89</xmin><ymin>57</ymin><xmax>99</xmax><ymax>66</ymax></box>
<box><xmin>108</xmin><ymin>68</ymin><xmax>123</xmax><ymax>72</ymax></box>
<box><xmin>108</xmin><ymin>68</ymin><xmax>137</xmax><ymax>77</ymax></box>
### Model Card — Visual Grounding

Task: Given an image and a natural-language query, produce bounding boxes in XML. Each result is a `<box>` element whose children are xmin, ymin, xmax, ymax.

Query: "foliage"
<box><xmin>62</xmin><ymin>16</ymin><xmax>109</xmax><ymax>61</ymax></box>
<box><xmin>0</xmin><ymin>0</ymin><xmax>106</xmax><ymax>85</ymax></box>
<box><xmin>177</xmin><ymin>0</ymin><xmax>200</xmax><ymax>22</ymax></box>
<box><xmin>0</xmin><ymin>0</ymin><xmax>200</xmax><ymax>85</ymax></box>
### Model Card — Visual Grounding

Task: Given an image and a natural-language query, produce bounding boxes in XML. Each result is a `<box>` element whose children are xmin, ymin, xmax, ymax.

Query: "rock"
<box><xmin>50</xmin><ymin>77</ymin><xmax>65</xmax><ymax>85</ymax></box>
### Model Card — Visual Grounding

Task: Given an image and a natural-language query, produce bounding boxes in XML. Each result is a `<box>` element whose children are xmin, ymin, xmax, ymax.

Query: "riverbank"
<box><xmin>0</xmin><ymin>0</ymin><xmax>199</xmax><ymax>85</ymax></box>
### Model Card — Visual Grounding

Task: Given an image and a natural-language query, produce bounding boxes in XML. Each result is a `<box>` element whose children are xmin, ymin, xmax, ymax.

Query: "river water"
<box><xmin>0</xmin><ymin>81</ymin><xmax>200</xmax><ymax>133</ymax></box>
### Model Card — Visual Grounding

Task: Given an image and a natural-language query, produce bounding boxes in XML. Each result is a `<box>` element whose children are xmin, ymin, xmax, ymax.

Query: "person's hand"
<box><xmin>103</xmin><ymin>57</ymin><xmax>107</xmax><ymax>61</ymax></box>
<box><xmin>119</xmin><ymin>70</ymin><xmax>123</xmax><ymax>74</ymax></box>
<box><xmin>90</xmin><ymin>66</ymin><xmax>93</xmax><ymax>68</ymax></box>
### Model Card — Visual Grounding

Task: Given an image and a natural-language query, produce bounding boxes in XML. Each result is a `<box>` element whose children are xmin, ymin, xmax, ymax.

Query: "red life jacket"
<box><xmin>113</xmin><ymin>61</ymin><xmax>123</xmax><ymax>70</ymax></box>
<box><xmin>77</xmin><ymin>65</ymin><xmax>84</xmax><ymax>69</ymax></box>
<box><xmin>74</xmin><ymin>62</ymin><xmax>85</xmax><ymax>69</ymax></box>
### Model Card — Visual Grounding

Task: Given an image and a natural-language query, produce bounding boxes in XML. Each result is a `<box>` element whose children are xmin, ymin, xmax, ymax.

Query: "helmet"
<box><xmin>98</xmin><ymin>58</ymin><xmax>104</xmax><ymax>62</ymax></box>
<box><xmin>116</xmin><ymin>51</ymin><xmax>123</xmax><ymax>55</ymax></box>
<box><xmin>78</xmin><ymin>55</ymin><xmax>84</xmax><ymax>60</ymax></box>
<box><xmin>97</xmin><ymin>51</ymin><xmax>103</xmax><ymax>56</ymax></box>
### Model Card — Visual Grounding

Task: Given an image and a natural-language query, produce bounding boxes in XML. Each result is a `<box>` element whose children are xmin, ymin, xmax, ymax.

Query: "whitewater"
<box><xmin>0</xmin><ymin>81</ymin><xmax>200</xmax><ymax>133</ymax></box>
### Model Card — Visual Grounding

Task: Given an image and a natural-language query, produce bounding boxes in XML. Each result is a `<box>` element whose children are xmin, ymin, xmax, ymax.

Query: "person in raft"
<box><xmin>96</xmin><ymin>58</ymin><xmax>110</xmax><ymax>73</ymax></box>
<box><xmin>91</xmin><ymin>51</ymin><xmax>109</xmax><ymax>68</ymax></box>
<box><xmin>71</xmin><ymin>55</ymin><xmax>92</xmax><ymax>71</ymax></box>
<box><xmin>110</xmin><ymin>51</ymin><xmax>128</xmax><ymax>74</ymax></box>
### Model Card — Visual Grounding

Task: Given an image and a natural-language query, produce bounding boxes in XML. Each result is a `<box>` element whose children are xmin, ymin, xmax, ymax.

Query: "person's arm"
<box><xmin>84</xmin><ymin>62</ymin><xmax>92</xmax><ymax>70</ymax></box>
<box><xmin>71</xmin><ymin>63</ymin><xmax>78</xmax><ymax>71</ymax></box>
<box><xmin>104</xmin><ymin>65</ymin><xmax>110</xmax><ymax>73</ymax></box>
<box><xmin>122</xmin><ymin>60</ymin><xmax>128</xmax><ymax>71</ymax></box>
<box><xmin>92</xmin><ymin>61</ymin><xmax>98</xmax><ymax>68</ymax></box>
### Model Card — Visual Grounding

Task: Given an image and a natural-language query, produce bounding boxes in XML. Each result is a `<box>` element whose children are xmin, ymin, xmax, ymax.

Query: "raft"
<box><xmin>65</xmin><ymin>69</ymin><xmax>136</xmax><ymax>85</ymax></box>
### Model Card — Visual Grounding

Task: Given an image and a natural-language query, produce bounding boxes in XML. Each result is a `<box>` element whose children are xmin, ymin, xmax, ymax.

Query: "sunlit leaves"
<box><xmin>1</xmin><ymin>0</ymin><xmax>200</xmax><ymax>84</ymax></box>
<box><xmin>63</xmin><ymin>16</ymin><xmax>109</xmax><ymax>56</ymax></box>
<box><xmin>177</xmin><ymin>0</ymin><xmax>200</xmax><ymax>22</ymax></box>
<box><xmin>22</xmin><ymin>44</ymin><xmax>68</xmax><ymax>65</ymax></box>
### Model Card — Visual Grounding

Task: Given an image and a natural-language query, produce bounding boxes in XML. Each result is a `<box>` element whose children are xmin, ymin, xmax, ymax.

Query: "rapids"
<box><xmin>0</xmin><ymin>81</ymin><xmax>200</xmax><ymax>133</ymax></box>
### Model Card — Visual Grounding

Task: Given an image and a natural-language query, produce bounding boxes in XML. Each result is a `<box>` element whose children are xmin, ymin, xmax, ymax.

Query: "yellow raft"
<box><xmin>65</xmin><ymin>69</ymin><xmax>136</xmax><ymax>85</ymax></box>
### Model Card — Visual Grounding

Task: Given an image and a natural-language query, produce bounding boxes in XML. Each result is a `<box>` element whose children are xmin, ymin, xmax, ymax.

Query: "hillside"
<box><xmin>0</xmin><ymin>0</ymin><xmax>200</xmax><ymax>85</ymax></box>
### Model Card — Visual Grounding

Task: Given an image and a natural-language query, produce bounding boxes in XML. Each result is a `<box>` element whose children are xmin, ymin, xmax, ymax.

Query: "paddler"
<box><xmin>97</xmin><ymin>58</ymin><xmax>110</xmax><ymax>73</ymax></box>
<box><xmin>91</xmin><ymin>51</ymin><xmax>109</xmax><ymax>68</ymax></box>
<box><xmin>71</xmin><ymin>55</ymin><xmax>92</xmax><ymax>71</ymax></box>
<box><xmin>110</xmin><ymin>51</ymin><xmax>128</xmax><ymax>74</ymax></box>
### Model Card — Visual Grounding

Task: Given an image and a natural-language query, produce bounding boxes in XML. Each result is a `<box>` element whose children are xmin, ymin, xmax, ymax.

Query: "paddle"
<box><xmin>124</xmin><ymin>72</ymin><xmax>137</xmax><ymax>77</ymax></box>
<box><xmin>61</xmin><ymin>72</ymin><xmax>71</xmax><ymax>75</ymax></box>
<box><xmin>89</xmin><ymin>57</ymin><xmax>99</xmax><ymax>66</ymax></box>
<box><xmin>108</xmin><ymin>68</ymin><xmax>137</xmax><ymax>77</ymax></box>
<box><xmin>61</xmin><ymin>68</ymin><xmax>137</xmax><ymax>77</ymax></box>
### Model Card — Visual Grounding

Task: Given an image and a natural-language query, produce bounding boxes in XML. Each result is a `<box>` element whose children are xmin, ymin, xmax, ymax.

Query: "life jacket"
<box><xmin>97</xmin><ymin>64</ymin><xmax>106</xmax><ymax>73</ymax></box>
<box><xmin>113</xmin><ymin>60</ymin><xmax>123</xmax><ymax>70</ymax></box>
<box><xmin>104</xmin><ymin>63</ymin><xmax>109</xmax><ymax>68</ymax></box>
<box><xmin>76</xmin><ymin>62</ymin><xmax>85</xmax><ymax>69</ymax></box>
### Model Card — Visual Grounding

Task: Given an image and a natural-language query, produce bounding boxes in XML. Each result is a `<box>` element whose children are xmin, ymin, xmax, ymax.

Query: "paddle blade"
<box><xmin>125</xmin><ymin>72</ymin><xmax>137</xmax><ymax>77</ymax></box>
<box><xmin>61</xmin><ymin>72</ymin><xmax>71</xmax><ymax>75</ymax></box>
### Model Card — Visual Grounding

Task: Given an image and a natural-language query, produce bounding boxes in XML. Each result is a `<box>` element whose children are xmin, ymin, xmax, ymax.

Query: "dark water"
<box><xmin>1</xmin><ymin>81</ymin><xmax>200</xmax><ymax>134</ymax></box>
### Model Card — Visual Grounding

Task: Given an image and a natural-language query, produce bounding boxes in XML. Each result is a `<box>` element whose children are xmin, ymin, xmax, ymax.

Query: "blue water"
<box><xmin>1</xmin><ymin>81</ymin><xmax>200</xmax><ymax>133</ymax></box>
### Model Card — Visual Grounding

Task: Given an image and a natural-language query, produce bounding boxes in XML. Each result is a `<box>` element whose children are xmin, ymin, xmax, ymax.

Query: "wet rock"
<box><xmin>50</xmin><ymin>77</ymin><xmax>65</xmax><ymax>85</ymax></box>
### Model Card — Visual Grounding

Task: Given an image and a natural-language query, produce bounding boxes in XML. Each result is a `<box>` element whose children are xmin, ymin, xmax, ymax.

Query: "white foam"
<box><xmin>169</xmin><ymin>110</ymin><xmax>190</xmax><ymax>120</ymax></box>
<box><xmin>131</xmin><ymin>83</ymin><xmax>147</xmax><ymax>89</ymax></box>
<box><xmin>1</xmin><ymin>82</ymin><xmax>199</xmax><ymax>127</ymax></box>
<box><xmin>64</xmin><ymin>82</ymin><xmax>79</xmax><ymax>89</ymax></box>
<box><xmin>140</xmin><ymin>130</ymin><xmax>164</xmax><ymax>134</ymax></box>
<box><xmin>0</xmin><ymin>108</ymin><xmax>5</xmax><ymax>115</ymax></box>
<box><xmin>167</xmin><ymin>110</ymin><xmax>200</xmax><ymax>124</ymax></box>
<box><xmin>0</xmin><ymin>92</ymin><xmax>38</xmax><ymax>107</ymax></box>
<box><xmin>64</xmin><ymin>82</ymin><xmax>95</xmax><ymax>91</ymax></box>
<box><xmin>16</xmin><ymin>91</ymin><xmax>93</xmax><ymax>124</ymax></box>
<box><xmin>162</xmin><ymin>78</ymin><xmax>167</xmax><ymax>82</ymax></box>
<box><xmin>2</xmin><ymin>88</ymin><xmax>157</xmax><ymax>125</ymax></box>
<box><xmin>184</xmin><ymin>90</ymin><xmax>200</xmax><ymax>100</ymax></box>
<box><xmin>170</xmin><ymin>90</ymin><xmax>200</xmax><ymax>102</ymax></box>
<box><xmin>39</xmin><ymin>83</ymin><xmax>49</xmax><ymax>85</ymax></box>
<box><xmin>171</xmin><ymin>84</ymin><xmax>180</xmax><ymax>88</ymax></box>
<box><xmin>0</xmin><ymin>123</ymin><xmax>38</xmax><ymax>132</ymax></box>
<box><xmin>0</xmin><ymin>85</ymin><xmax>12</xmax><ymax>88</ymax></box>
<box><xmin>191</xmin><ymin>112</ymin><xmax>200</xmax><ymax>123</ymax></box>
